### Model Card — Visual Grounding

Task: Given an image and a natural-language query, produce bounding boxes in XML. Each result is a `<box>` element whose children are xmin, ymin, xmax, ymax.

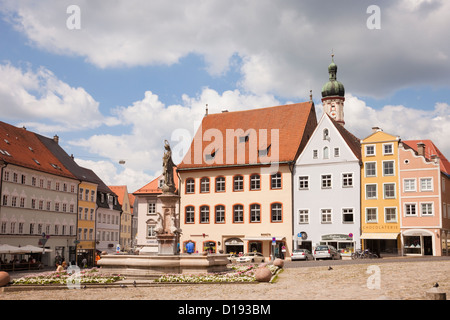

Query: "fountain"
<box><xmin>97</xmin><ymin>141</ymin><xmax>229</xmax><ymax>279</ymax></box>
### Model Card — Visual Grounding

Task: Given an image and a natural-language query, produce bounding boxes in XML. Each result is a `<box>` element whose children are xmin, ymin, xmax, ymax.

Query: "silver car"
<box><xmin>313</xmin><ymin>245</ymin><xmax>341</xmax><ymax>260</ymax></box>
<box><xmin>291</xmin><ymin>249</ymin><xmax>314</xmax><ymax>261</ymax></box>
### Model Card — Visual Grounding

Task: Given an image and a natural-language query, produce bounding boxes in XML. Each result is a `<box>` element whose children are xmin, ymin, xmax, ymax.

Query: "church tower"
<box><xmin>321</xmin><ymin>54</ymin><xmax>345</xmax><ymax>125</ymax></box>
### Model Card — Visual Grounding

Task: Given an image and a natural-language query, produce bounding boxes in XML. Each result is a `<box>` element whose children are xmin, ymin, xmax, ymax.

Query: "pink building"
<box><xmin>399</xmin><ymin>140</ymin><xmax>450</xmax><ymax>256</ymax></box>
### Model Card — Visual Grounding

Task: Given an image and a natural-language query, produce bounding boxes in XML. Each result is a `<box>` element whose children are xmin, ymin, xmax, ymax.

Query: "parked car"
<box><xmin>236</xmin><ymin>252</ymin><xmax>265</xmax><ymax>263</ymax></box>
<box><xmin>313</xmin><ymin>245</ymin><xmax>342</xmax><ymax>260</ymax></box>
<box><xmin>227</xmin><ymin>254</ymin><xmax>239</xmax><ymax>263</ymax></box>
<box><xmin>291</xmin><ymin>249</ymin><xmax>314</xmax><ymax>261</ymax></box>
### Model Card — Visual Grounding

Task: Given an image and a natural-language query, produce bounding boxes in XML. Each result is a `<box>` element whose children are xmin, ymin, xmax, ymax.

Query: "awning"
<box><xmin>243</xmin><ymin>236</ymin><xmax>285</xmax><ymax>241</ymax></box>
<box><xmin>360</xmin><ymin>233</ymin><xmax>399</xmax><ymax>240</ymax></box>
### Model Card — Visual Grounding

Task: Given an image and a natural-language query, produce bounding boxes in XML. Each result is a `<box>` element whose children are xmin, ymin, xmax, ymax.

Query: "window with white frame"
<box><xmin>334</xmin><ymin>147</ymin><xmax>340</xmax><ymax>157</ymax></box>
<box><xmin>200</xmin><ymin>177</ymin><xmax>210</xmax><ymax>193</ymax></box>
<box><xmin>366</xmin><ymin>208</ymin><xmax>377</xmax><ymax>223</ymax></box>
<box><xmin>323</xmin><ymin>147</ymin><xmax>329</xmax><ymax>159</ymax></box>
<box><xmin>233</xmin><ymin>175</ymin><xmax>244</xmax><ymax>191</ymax></box>
<box><xmin>321</xmin><ymin>174</ymin><xmax>332</xmax><ymax>189</ymax></box>
<box><xmin>148</xmin><ymin>202</ymin><xmax>156</xmax><ymax>214</ymax></box>
<box><xmin>215</xmin><ymin>205</ymin><xmax>225</xmax><ymax>223</ymax></box>
<box><xmin>421</xmin><ymin>203</ymin><xmax>433</xmax><ymax>216</ymax></box>
<box><xmin>215</xmin><ymin>176</ymin><xmax>226</xmax><ymax>192</ymax></box>
<box><xmin>420</xmin><ymin>178</ymin><xmax>433</xmax><ymax>191</ymax></box>
<box><xmin>405</xmin><ymin>203</ymin><xmax>417</xmax><ymax>216</ymax></box>
<box><xmin>342</xmin><ymin>173</ymin><xmax>353</xmax><ymax>187</ymax></box>
<box><xmin>250</xmin><ymin>204</ymin><xmax>261</xmax><ymax>223</ymax></box>
<box><xmin>385</xmin><ymin>207</ymin><xmax>397</xmax><ymax>222</ymax></box>
<box><xmin>365</xmin><ymin>162</ymin><xmax>376</xmax><ymax>177</ymax></box>
<box><xmin>321</xmin><ymin>209</ymin><xmax>332</xmax><ymax>224</ymax></box>
<box><xmin>185</xmin><ymin>206</ymin><xmax>195</xmax><ymax>223</ymax></box>
<box><xmin>298</xmin><ymin>209</ymin><xmax>309</xmax><ymax>224</ymax></box>
<box><xmin>186</xmin><ymin>178</ymin><xmax>195</xmax><ymax>193</ymax></box>
<box><xmin>313</xmin><ymin>149</ymin><xmax>318</xmax><ymax>159</ymax></box>
<box><xmin>366</xmin><ymin>184</ymin><xmax>377</xmax><ymax>199</ymax></box>
<box><xmin>298</xmin><ymin>176</ymin><xmax>309</xmax><ymax>190</ymax></box>
<box><xmin>200</xmin><ymin>206</ymin><xmax>209</xmax><ymax>223</ymax></box>
<box><xmin>365</xmin><ymin>145</ymin><xmax>375</xmax><ymax>156</ymax></box>
<box><xmin>342</xmin><ymin>208</ymin><xmax>354</xmax><ymax>223</ymax></box>
<box><xmin>383</xmin><ymin>160</ymin><xmax>395</xmax><ymax>176</ymax></box>
<box><xmin>403</xmin><ymin>179</ymin><xmax>416</xmax><ymax>192</ymax></box>
<box><xmin>271</xmin><ymin>172</ymin><xmax>282</xmax><ymax>189</ymax></box>
<box><xmin>383</xmin><ymin>143</ymin><xmax>393</xmax><ymax>155</ymax></box>
<box><xmin>384</xmin><ymin>183</ymin><xmax>396</xmax><ymax>199</ymax></box>
<box><xmin>250</xmin><ymin>174</ymin><xmax>260</xmax><ymax>190</ymax></box>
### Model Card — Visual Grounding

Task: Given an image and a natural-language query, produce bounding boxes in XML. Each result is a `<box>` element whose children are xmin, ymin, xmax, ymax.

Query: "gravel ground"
<box><xmin>1</xmin><ymin>260</ymin><xmax>448</xmax><ymax>300</ymax></box>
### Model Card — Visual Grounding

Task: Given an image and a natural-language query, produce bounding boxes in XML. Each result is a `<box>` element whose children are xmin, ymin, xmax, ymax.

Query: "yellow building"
<box><xmin>109</xmin><ymin>185</ymin><xmax>132</xmax><ymax>252</ymax></box>
<box><xmin>77</xmin><ymin>180</ymin><xmax>98</xmax><ymax>266</ymax></box>
<box><xmin>360</xmin><ymin>127</ymin><xmax>401</xmax><ymax>256</ymax></box>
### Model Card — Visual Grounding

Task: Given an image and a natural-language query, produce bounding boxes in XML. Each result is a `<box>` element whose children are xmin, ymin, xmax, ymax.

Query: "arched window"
<box><xmin>323</xmin><ymin>128</ymin><xmax>329</xmax><ymax>140</ymax></box>
<box><xmin>323</xmin><ymin>147</ymin><xmax>329</xmax><ymax>159</ymax></box>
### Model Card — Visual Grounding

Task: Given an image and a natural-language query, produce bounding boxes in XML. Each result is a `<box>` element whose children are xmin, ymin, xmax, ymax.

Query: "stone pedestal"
<box><xmin>156</xmin><ymin>191</ymin><xmax>180</xmax><ymax>255</ymax></box>
<box><xmin>157</xmin><ymin>234</ymin><xmax>177</xmax><ymax>255</ymax></box>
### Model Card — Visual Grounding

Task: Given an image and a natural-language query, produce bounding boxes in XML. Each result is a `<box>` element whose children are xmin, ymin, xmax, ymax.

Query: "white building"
<box><xmin>133</xmin><ymin>170</ymin><xmax>178</xmax><ymax>254</ymax></box>
<box><xmin>0</xmin><ymin>122</ymin><xmax>78</xmax><ymax>266</ymax></box>
<box><xmin>95</xmin><ymin>185</ymin><xmax>122</xmax><ymax>255</ymax></box>
<box><xmin>293</xmin><ymin>113</ymin><xmax>362</xmax><ymax>256</ymax></box>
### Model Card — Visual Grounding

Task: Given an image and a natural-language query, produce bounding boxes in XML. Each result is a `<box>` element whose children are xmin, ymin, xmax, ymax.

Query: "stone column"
<box><xmin>156</xmin><ymin>192</ymin><xmax>180</xmax><ymax>255</ymax></box>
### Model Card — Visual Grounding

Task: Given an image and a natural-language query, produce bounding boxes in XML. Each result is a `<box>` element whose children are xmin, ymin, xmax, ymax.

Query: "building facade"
<box><xmin>0</xmin><ymin>122</ymin><xmax>78</xmax><ymax>266</ymax></box>
<box><xmin>177</xmin><ymin>102</ymin><xmax>317</xmax><ymax>260</ymax></box>
<box><xmin>399</xmin><ymin>140</ymin><xmax>450</xmax><ymax>256</ymax></box>
<box><xmin>294</xmin><ymin>113</ymin><xmax>361</xmax><ymax>257</ymax></box>
<box><xmin>109</xmin><ymin>185</ymin><xmax>133</xmax><ymax>252</ymax></box>
<box><xmin>360</xmin><ymin>128</ymin><xmax>401</xmax><ymax>256</ymax></box>
<box><xmin>134</xmin><ymin>170</ymin><xmax>178</xmax><ymax>254</ymax></box>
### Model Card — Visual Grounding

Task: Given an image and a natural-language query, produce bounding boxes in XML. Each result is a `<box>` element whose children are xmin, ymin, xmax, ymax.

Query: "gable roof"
<box><xmin>326</xmin><ymin>114</ymin><xmax>361</xmax><ymax>161</ymax></box>
<box><xmin>402</xmin><ymin>140</ymin><xmax>450</xmax><ymax>175</ymax></box>
<box><xmin>108</xmin><ymin>185</ymin><xmax>129</xmax><ymax>206</ymax></box>
<box><xmin>177</xmin><ymin>102</ymin><xmax>317</xmax><ymax>170</ymax></box>
<box><xmin>0</xmin><ymin>121</ymin><xmax>76</xmax><ymax>179</ymax></box>
<box><xmin>133</xmin><ymin>167</ymin><xmax>179</xmax><ymax>195</ymax></box>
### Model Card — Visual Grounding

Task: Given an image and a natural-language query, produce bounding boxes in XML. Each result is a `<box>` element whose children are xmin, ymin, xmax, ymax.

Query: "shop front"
<box><xmin>361</xmin><ymin>232</ymin><xmax>400</xmax><ymax>256</ymax></box>
<box><xmin>402</xmin><ymin>229</ymin><xmax>434</xmax><ymax>256</ymax></box>
<box><xmin>319</xmin><ymin>234</ymin><xmax>356</xmax><ymax>257</ymax></box>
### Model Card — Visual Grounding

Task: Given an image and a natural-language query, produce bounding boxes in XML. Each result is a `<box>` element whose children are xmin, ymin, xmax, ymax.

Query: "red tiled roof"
<box><xmin>108</xmin><ymin>185</ymin><xmax>128</xmax><ymax>205</ymax></box>
<box><xmin>327</xmin><ymin>114</ymin><xmax>361</xmax><ymax>161</ymax></box>
<box><xmin>403</xmin><ymin>140</ymin><xmax>450</xmax><ymax>175</ymax></box>
<box><xmin>177</xmin><ymin>102</ymin><xmax>317</xmax><ymax>169</ymax></box>
<box><xmin>0</xmin><ymin>121</ymin><xmax>76</xmax><ymax>179</ymax></box>
<box><xmin>133</xmin><ymin>167</ymin><xmax>179</xmax><ymax>195</ymax></box>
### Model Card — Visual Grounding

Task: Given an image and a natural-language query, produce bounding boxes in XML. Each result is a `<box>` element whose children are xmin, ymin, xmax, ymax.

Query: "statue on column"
<box><xmin>162</xmin><ymin>140</ymin><xmax>176</xmax><ymax>193</ymax></box>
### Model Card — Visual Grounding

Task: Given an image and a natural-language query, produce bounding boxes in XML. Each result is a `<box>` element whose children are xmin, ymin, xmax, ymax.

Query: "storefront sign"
<box><xmin>322</xmin><ymin>234</ymin><xmax>353</xmax><ymax>241</ymax></box>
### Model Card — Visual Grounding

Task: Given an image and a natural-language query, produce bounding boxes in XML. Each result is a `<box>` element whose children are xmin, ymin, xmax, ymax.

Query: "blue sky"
<box><xmin>0</xmin><ymin>0</ymin><xmax>449</xmax><ymax>192</ymax></box>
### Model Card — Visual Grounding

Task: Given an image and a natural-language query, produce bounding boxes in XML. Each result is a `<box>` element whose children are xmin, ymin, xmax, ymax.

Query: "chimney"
<box><xmin>417</xmin><ymin>142</ymin><xmax>425</xmax><ymax>157</ymax></box>
<box><xmin>53</xmin><ymin>134</ymin><xmax>59</xmax><ymax>144</ymax></box>
<box><xmin>372</xmin><ymin>127</ymin><xmax>381</xmax><ymax>133</ymax></box>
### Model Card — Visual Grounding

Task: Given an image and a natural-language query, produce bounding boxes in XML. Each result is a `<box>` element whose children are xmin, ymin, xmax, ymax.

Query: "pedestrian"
<box><xmin>186</xmin><ymin>241</ymin><xmax>194</xmax><ymax>254</ymax></box>
<box><xmin>56</xmin><ymin>263</ymin><xmax>64</xmax><ymax>272</ymax></box>
<box><xmin>81</xmin><ymin>257</ymin><xmax>87</xmax><ymax>268</ymax></box>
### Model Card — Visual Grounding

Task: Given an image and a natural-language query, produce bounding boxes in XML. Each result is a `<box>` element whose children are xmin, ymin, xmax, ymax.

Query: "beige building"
<box><xmin>109</xmin><ymin>185</ymin><xmax>133</xmax><ymax>252</ymax></box>
<box><xmin>177</xmin><ymin>102</ymin><xmax>317</xmax><ymax>260</ymax></box>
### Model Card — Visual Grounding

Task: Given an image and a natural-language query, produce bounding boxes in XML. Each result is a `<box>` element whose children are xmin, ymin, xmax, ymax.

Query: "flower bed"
<box><xmin>11</xmin><ymin>268</ymin><xmax>124</xmax><ymax>285</ymax></box>
<box><xmin>154</xmin><ymin>264</ymin><xmax>280</xmax><ymax>283</ymax></box>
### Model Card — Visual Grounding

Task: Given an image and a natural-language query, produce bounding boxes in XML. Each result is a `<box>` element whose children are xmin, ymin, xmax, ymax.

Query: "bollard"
<box><xmin>425</xmin><ymin>287</ymin><xmax>446</xmax><ymax>300</ymax></box>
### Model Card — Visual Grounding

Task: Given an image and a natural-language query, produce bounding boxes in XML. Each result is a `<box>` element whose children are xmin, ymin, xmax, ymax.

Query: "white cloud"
<box><xmin>0</xmin><ymin>62</ymin><xmax>111</xmax><ymax>132</ymax></box>
<box><xmin>69</xmin><ymin>88</ymin><xmax>280</xmax><ymax>189</ymax></box>
<box><xmin>342</xmin><ymin>94</ymin><xmax>450</xmax><ymax>156</ymax></box>
<box><xmin>2</xmin><ymin>1</ymin><xmax>450</xmax><ymax>99</ymax></box>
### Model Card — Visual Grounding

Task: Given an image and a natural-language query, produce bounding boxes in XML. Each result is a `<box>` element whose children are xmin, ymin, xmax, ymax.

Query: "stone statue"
<box><xmin>154</xmin><ymin>212</ymin><xmax>164</xmax><ymax>234</ymax></box>
<box><xmin>162</xmin><ymin>140</ymin><xmax>175</xmax><ymax>193</ymax></box>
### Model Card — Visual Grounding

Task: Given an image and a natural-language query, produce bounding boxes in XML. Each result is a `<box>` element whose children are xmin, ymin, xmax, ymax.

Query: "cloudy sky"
<box><xmin>0</xmin><ymin>0</ymin><xmax>449</xmax><ymax>192</ymax></box>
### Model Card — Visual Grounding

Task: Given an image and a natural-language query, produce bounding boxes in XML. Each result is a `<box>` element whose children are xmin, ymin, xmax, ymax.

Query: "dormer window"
<box><xmin>258</xmin><ymin>144</ymin><xmax>271</xmax><ymax>157</ymax></box>
<box><xmin>239</xmin><ymin>135</ymin><xmax>250</xmax><ymax>143</ymax></box>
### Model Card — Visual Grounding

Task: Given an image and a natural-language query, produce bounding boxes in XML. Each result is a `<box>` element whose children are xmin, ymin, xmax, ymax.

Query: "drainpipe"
<box><xmin>289</xmin><ymin>161</ymin><xmax>295</xmax><ymax>254</ymax></box>
<box><xmin>0</xmin><ymin>160</ymin><xmax>6</xmax><ymax>211</ymax></box>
